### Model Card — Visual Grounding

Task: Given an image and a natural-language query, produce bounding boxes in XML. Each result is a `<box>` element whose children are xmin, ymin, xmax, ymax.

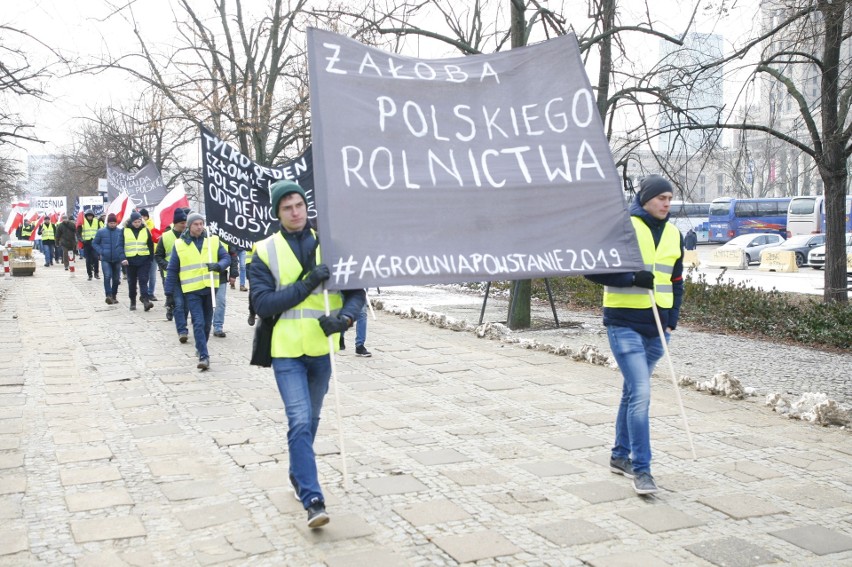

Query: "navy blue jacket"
<box><xmin>163</xmin><ymin>230</ymin><xmax>230</xmax><ymax>297</ymax></box>
<box><xmin>92</xmin><ymin>226</ymin><xmax>126</xmax><ymax>263</ymax></box>
<box><xmin>586</xmin><ymin>196</ymin><xmax>684</xmax><ymax>336</ymax></box>
<box><xmin>249</xmin><ymin>224</ymin><xmax>365</xmax><ymax>324</ymax></box>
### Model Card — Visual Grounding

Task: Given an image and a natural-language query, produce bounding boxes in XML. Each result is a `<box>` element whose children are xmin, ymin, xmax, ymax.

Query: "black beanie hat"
<box><xmin>639</xmin><ymin>175</ymin><xmax>674</xmax><ymax>205</ymax></box>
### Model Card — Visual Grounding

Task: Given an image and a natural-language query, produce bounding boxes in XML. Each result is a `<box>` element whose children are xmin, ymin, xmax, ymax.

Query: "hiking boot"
<box><xmin>240</xmin><ymin>285</ymin><xmax>248</xmax><ymax>292</ymax></box>
<box><xmin>179</xmin><ymin>334</ymin><xmax>188</xmax><ymax>344</ymax></box>
<box><xmin>143</xmin><ymin>299</ymin><xmax>153</xmax><ymax>311</ymax></box>
<box><xmin>247</xmin><ymin>313</ymin><xmax>256</xmax><ymax>326</ymax></box>
<box><xmin>609</xmin><ymin>456</ymin><xmax>634</xmax><ymax>479</ymax></box>
<box><xmin>94</xmin><ymin>273</ymin><xmax>100</xmax><ymax>279</ymax></box>
<box><xmin>129</xmin><ymin>302</ymin><xmax>137</xmax><ymax>311</ymax></box>
<box><xmin>88</xmin><ymin>275</ymin><xmax>93</xmax><ymax>281</ymax></box>
<box><xmin>632</xmin><ymin>472</ymin><xmax>658</xmax><ymax>495</ymax></box>
<box><xmin>306</xmin><ymin>498</ymin><xmax>329</xmax><ymax>528</ymax></box>
<box><xmin>355</xmin><ymin>345</ymin><xmax>372</xmax><ymax>357</ymax></box>
<box><xmin>289</xmin><ymin>473</ymin><xmax>301</xmax><ymax>503</ymax></box>
<box><xmin>213</xmin><ymin>330</ymin><xmax>226</xmax><ymax>338</ymax></box>
<box><xmin>197</xmin><ymin>357</ymin><xmax>209</xmax><ymax>370</ymax></box>
<box><xmin>166</xmin><ymin>306</ymin><xmax>173</xmax><ymax>321</ymax></box>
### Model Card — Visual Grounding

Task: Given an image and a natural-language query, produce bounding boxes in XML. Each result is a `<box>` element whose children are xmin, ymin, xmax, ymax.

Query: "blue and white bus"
<box><xmin>786</xmin><ymin>195</ymin><xmax>852</xmax><ymax>236</ymax></box>
<box><xmin>669</xmin><ymin>201</ymin><xmax>711</xmax><ymax>243</ymax></box>
<box><xmin>708</xmin><ymin>197</ymin><xmax>792</xmax><ymax>242</ymax></box>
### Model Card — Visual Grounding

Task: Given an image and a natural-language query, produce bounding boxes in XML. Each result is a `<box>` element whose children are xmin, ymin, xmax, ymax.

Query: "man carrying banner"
<box><xmin>585</xmin><ymin>175</ymin><xmax>684</xmax><ymax>496</ymax></box>
<box><xmin>164</xmin><ymin>212</ymin><xmax>229</xmax><ymax>370</ymax></box>
<box><xmin>77</xmin><ymin>209</ymin><xmax>103</xmax><ymax>280</ymax></box>
<box><xmin>250</xmin><ymin>180</ymin><xmax>364</xmax><ymax>528</ymax></box>
<box><xmin>121</xmin><ymin>211</ymin><xmax>155</xmax><ymax>311</ymax></box>
<box><xmin>155</xmin><ymin>209</ymin><xmax>189</xmax><ymax>341</ymax></box>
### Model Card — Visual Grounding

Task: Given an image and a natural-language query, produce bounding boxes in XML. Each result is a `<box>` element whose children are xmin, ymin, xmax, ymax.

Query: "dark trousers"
<box><xmin>83</xmin><ymin>241</ymin><xmax>99</xmax><ymax>276</ymax></box>
<box><xmin>126</xmin><ymin>258</ymin><xmax>152</xmax><ymax>304</ymax></box>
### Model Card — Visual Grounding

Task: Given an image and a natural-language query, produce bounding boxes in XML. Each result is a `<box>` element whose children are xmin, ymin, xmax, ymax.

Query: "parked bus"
<box><xmin>708</xmin><ymin>197</ymin><xmax>791</xmax><ymax>242</ymax></box>
<box><xmin>669</xmin><ymin>201</ymin><xmax>711</xmax><ymax>243</ymax></box>
<box><xmin>786</xmin><ymin>195</ymin><xmax>852</xmax><ymax>236</ymax></box>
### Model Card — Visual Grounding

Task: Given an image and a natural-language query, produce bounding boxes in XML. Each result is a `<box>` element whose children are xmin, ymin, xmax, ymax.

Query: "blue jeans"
<box><xmin>42</xmin><ymin>242</ymin><xmax>54</xmax><ymax>265</ymax></box>
<box><xmin>148</xmin><ymin>261</ymin><xmax>158</xmax><ymax>296</ymax></box>
<box><xmin>237</xmin><ymin>250</ymin><xmax>247</xmax><ymax>287</ymax></box>
<box><xmin>101</xmin><ymin>261</ymin><xmax>122</xmax><ymax>297</ymax></box>
<box><xmin>354</xmin><ymin>304</ymin><xmax>368</xmax><ymax>347</ymax></box>
<box><xmin>272</xmin><ymin>355</ymin><xmax>332</xmax><ymax>507</ymax></box>
<box><xmin>213</xmin><ymin>283</ymin><xmax>227</xmax><ymax>332</ymax></box>
<box><xmin>185</xmin><ymin>291</ymin><xmax>213</xmax><ymax>359</ymax></box>
<box><xmin>606</xmin><ymin>325</ymin><xmax>668</xmax><ymax>474</ymax></box>
<box><xmin>173</xmin><ymin>286</ymin><xmax>188</xmax><ymax>336</ymax></box>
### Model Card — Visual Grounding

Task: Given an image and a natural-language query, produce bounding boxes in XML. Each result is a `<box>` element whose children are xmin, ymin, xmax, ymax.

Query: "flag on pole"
<box><xmin>106</xmin><ymin>191</ymin><xmax>132</xmax><ymax>225</ymax></box>
<box><xmin>4</xmin><ymin>207</ymin><xmax>24</xmax><ymax>235</ymax></box>
<box><xmin>28</xmin><ymin>214</ymin><xmax>44</xmax><ymax>241</ymax></box>
<box><xmin>151</xmin><ymin>184</ymin><xmax>189</xmax><ymax>241</ymax></box>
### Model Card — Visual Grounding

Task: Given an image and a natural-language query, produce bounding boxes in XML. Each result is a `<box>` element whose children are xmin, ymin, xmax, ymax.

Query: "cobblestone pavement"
<box><xmin>1</xmin><ymin>266</ymin><xmax>851</xmax><ymax>566</ymax></box>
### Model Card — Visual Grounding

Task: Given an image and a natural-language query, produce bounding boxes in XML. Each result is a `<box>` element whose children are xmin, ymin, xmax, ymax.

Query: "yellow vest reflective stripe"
<box><xmin>82</xmin><ymin>218</ymin><xmax>100</xmax><ymax>240</ymax></box>
<box><xmin>245</xmin><ymin>242</ymin><xmax>257</xmax><ymax>265</ymax></box>
<box><xmin>41</xmin><ymin>224</ymin><xmax>54</xmax><ymax>240</ymax></box>
<box><xmin>20</xmin><ymin>224</ymin><xmax>34</xmax><ymax>237</ymax></box>
<box><xmin>256</xmin><ymin>231</ymin><xmax>343</xmax><ymax>358</ymax></box>
<box><xmin>174</xmin><ymin>235</ymin><xmax>220</xmax><ymax>293</ymax></box>
<box><xmin>123</xmin><ymin>227</ymin><xmax>151</xmax><ymax>257</ymax></box>
<box><xmin>604</xmin><ymin>217</ymin><xmax>680</xmax><ymax>309</ymax></box>
<box><xmin>159</xmin><ymin>229</ymin><xmax>179</xmax><ymax>275</ymax></box>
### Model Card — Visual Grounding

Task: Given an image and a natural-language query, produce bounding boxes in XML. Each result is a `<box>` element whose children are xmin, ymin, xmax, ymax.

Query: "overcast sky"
<box><xmin>4</xmin><ymin>0</ymin><xmax>762</xmax><ymax>167</ymax></box>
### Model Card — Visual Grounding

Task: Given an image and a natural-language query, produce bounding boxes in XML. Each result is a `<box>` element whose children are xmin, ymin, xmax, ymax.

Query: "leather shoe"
<box><xmin>247</xmin><ymin>314</ymin><xmax>256</xmax><ymax>326</ymax></box>
<box><xmin>213</xmin><ymin>330</ymin><xmax>226</xmax><ymax>338</ymax></box>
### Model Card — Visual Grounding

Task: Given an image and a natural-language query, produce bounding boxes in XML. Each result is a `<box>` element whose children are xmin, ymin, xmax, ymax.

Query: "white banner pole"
<box><xmin>324</xmin><ymin>289</ymin><xmax>349</xmax><ymax>491</ymax></box>
<box><xmin>207</xmin><ymin>227</ymin><xmax>217</xmax><ymax>309</ymax></box>
<box><xmin>648</xmin><ymin>290</ymin><xmax>697</xmax><ymax>459</ymax></box>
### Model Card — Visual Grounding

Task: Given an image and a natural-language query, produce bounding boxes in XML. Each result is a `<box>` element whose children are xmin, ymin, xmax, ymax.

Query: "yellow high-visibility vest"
<box><xmin>159</xmin><ymin>229</ymin><xmax>179</xmax><ymax>275</ymax></box>
<box><xmin>123</xmin><ymin>227</ymin><xmax>151</xmax><ymax>257</ymax></box>
<box><xmin>174</xmin><ymin>235</ymin><xmax>221</xmax><ymax>293</ymax></box>
<box><xmin>81</xmin><ymin>218</ymin><xmax>101</xmax><ymax>241</ymax></box>
<box><xmin>256</xmin><ymin>231</ymin><xmax>342</xmax><ymax>358</ymax></box>
<box><xmin>41</xmin><ymin>224</ymin><xmax>54</xmax><ymax>240</ymax></box>
<box><xmin>604</xmin><ymin>217</ymin><xmax>680</xmax><ymax>309</ymax></box>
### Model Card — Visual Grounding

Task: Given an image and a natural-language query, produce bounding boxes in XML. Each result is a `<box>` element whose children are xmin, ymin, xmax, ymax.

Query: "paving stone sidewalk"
<box><xmin>0</xmin><ymin>267</ymin><xmax>851</xmax><ymax>566</ymax></box>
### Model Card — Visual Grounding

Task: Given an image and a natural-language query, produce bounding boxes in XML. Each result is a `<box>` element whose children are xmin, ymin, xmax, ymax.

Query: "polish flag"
<box><xmin>106</xmin><ymin>192</ymin><xmax>132</xmax><ymax>225</ymax></box>
<box><xmin>28</xmin><ymin>213</ymin><xmax>45</xmax><ymax>241</ymax></box>
<box><xmin>4</xmin><ymin>207</ymin><xmax>24</xmax><ymax>235</ymax></box>
<box><xmin>152</xmin><ymin>184</ymin><xmax>189</xmax><ymax>241</ymax></box>
<box><xmin>49</xmin><ymin>208</ymin><xmax>61</xmax><ymax>224</ymax></box>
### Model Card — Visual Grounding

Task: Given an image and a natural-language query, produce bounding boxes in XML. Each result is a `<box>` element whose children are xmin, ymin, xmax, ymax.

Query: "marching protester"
<box><xmin>164</xmin><ymin>212</ymin><xmax>229</xmax><ymax>370</ymax></box>
<box><xmin>140</xmin><ymin>208</ymin><xmax>160</xmax><ymax>301</ymax></box>
<box><xmin>39</xmin><ymin>217</ymin><xmax>56</xmax><ymax>267</ymax></box>
<box><xmin>250</xmin><ymin>180</ymin><xmax>365</xmax><ymax>528</ymax></box>
<box><xmin>212</xmin><ymin>243</ymin><xmax>239</xmax><ymax>338</ymax></box>
<box><xmin>77</xmin><ymin>209</ymin><xmax>103</xmax><ymax>280</ymax></box>
<box><xmin>16</xmin><ymin>218</ymin><xmax>34</xmax><ymax>241</ymax></box>
<box><xmin>55</xmin><ymin>214</ymin><xmax>77</xmax><ymax>270</ymax></box>
<box><xmin>155</xmin><ymin>209</ymin><xmax>189</xmax><ymax>341</ymax></box>
<box><xmin>585</xmin><ymin>175</ymin><xmax>684</xmax><ymax>496</ymax></box>
<box><xmin>121</xmin><ymin>211</ymin><xmax>155</xmax><ymax>312</ymax></box>
<box><xmin>92</xmin><ymin>213</ymin><xmax>125</xmax><ymax>304</ymax></box>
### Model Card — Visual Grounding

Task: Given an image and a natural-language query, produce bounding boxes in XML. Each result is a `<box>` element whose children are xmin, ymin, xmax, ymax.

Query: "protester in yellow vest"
<box><xmin>39</xmin><ymin>219</ymin><xmax>56</xmax><ymax>267</ymax></box>
<box><xmin>77</xmin><ymin>209</ymin><xmax>103</xmax><ymax>280</ymax></box>
<box><xmin>163</xmin><ymin>212</ymin><xmax>229</xmax><ymax>371</ymax></box>
<box><xmin>121</xmin><ymin>211</ymin><xmax>155</xmax><ymax>312</ymax></box>
<box><xmin>155</xmin><ymin>208</ymin><xmax>188</xmax><ymax>335</ymax></box>
<box><xmin>250</xmin><ymin>180</ymin><xmax>365</xmax><ymax>529</ymax></box>
<box><xmin>585</xmin><ymin>175</ymin><xmax>684</xmax><ymax>496</ymax></box>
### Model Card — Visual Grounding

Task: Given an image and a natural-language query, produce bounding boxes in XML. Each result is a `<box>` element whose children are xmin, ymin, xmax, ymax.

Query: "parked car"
<box><xmin>717</xmin><ymin>233</ymin><xmax>786</xmax><ymax>264</ymax></box>
<box><xmin>765</xmin><ymin>233</ymin><xmax>826</xmax><ymax>267</ymax></box>
<box><xmin>808</xmin><ymin>232</ymin><xmax>852</xmax><ymax>270</ymax></box>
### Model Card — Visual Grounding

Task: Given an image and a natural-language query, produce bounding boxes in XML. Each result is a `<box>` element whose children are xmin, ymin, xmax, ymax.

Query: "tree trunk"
<box><xmin>507</xmin><ymin>0</ymin><xmax>531</xmax><ymax>329</ymax></box>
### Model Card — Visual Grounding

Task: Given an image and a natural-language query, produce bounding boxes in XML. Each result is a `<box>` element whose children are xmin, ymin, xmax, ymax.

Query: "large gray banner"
<box><xmin>308</xmin><ymin>29</ymin><xmax>643</xmax><ymax>289</ymax></box>
<box><xmin>106</xmin><ymin>161</ymin><xmax>169</xmax><ymax>209</ymax></box>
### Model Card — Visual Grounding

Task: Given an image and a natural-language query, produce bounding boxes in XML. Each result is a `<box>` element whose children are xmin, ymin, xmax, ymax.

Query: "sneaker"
<box><xmin>213</xmin><ymin>330</ymin><xmax>226</xmax><ymax>338</ymax></box>
<box><xmin>632</xmin><ymin>472</ymin><xmax>658</xmax><ymax>495</ymax></box>
<box><xmin>289</xmin><ymin>473</ymin><xmax>301</xmax><ymax>502</ymax></box>
<box><xmin>247</xmin><ymin>313</ymin><xmax>256</xmax><ymax>327</ymax></box>
<box><xmin>306</xmin><ymin>498</ymin><xmax>329</xmax><ymax>529</ymax></box>
<box><xmin>197</xmin><ymin>357</ymin><xmax>209</xmax><ymax>370</ymax></box>
<box><xmin>355</xmin><ymin>345</ymin><xmax>372</xmax><ymax>357</ymax></box>
<box><xmin>105</xmin><ymin>296</ymin><xmax>112</xmax><ymax>304</ymax></box>
<box><xmin>240</xmin><ymin>285</ymin><xmax>248</xmax><ymax>292</ymax></box>
<box><xmin>179</xmin><ymin>334</ymin><xmax>188</xmax><ymax>344</ymax></box>
<box><xmin>609</xmin><ymin>456</ymin><xmax>634</xmax><ymax>479</ymax></box>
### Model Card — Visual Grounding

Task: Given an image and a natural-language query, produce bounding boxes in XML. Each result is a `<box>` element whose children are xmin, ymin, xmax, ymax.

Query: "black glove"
<box><xmin>318</xmin><ymin>314</ymin><xmax>350</xmax><ymax>336</ymax></box>
<box><xmin>302</xmin><ymin>264</ymin><xmax>330</xmax><ymax>291</ymax></box>
<box><xmin>632</xmin><ymin>270</ymin><xmax>655</xmax><ymax>289</ymax></box>
<box><xmin>206</xmin><ymin>263</ymin><xmax>222</xmax><ymax>273</ymax></box>
<box><xmin>165</xmin><ymin>294</ymin><xmax>175</xmax><ymax>308</ymax></box>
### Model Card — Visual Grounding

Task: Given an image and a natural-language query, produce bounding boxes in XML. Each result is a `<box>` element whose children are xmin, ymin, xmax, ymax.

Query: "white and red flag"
<box><xmin>106</xmin><ymin>192</ymin><xmax>132</xmax><ymax>225</ymax></box>
<box><xmin>151</xmin><ymin>184</ymin><xmax>189</xmax><ymax>241</ymax></box>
